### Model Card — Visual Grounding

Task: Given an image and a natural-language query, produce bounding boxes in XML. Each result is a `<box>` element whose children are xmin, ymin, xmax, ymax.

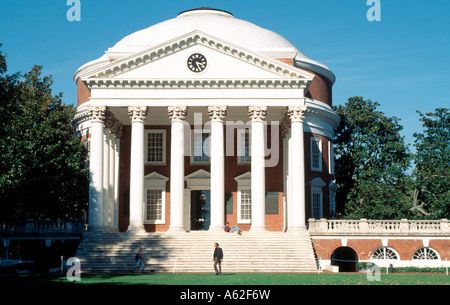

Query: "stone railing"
<box><xmin>308</xmin><ymin>218</ymin><xmax>450</xmax><ymax>236</ymax></box>
<box><xmin>0</xmin><ymin>219</ymin><xmax>85</xmax><ymax>236</ymax></box>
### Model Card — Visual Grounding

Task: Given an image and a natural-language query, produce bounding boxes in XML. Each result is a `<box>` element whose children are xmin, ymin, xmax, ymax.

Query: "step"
<box><xmin>75</xmin><ymin>231</ymin><xmax>318</xmax><ymax>273</ymax></box>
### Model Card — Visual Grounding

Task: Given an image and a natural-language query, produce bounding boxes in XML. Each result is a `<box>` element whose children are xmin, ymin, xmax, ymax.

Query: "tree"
<box><xmin>333</xmin><ymin>97</ymin><xmax>413</xmax><ymax>219</ymax></box>
<box><xmin>412</xmin><ymin>108</ymin><xmax>450</xmax><ymax>219</ymax></box>
<box><xmin>0</xmin><ymin>44</ymin><xmax>88</xmax><ymax>221</ymax></box>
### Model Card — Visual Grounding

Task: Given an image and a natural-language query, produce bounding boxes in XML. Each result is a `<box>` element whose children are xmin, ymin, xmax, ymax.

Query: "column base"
<box><xmin>168</xmin><ymin>225</ymin><xmax>186</xmax><ymax>233</ymax></box>
<box><xmin>208</xmin><ymin>225</ymin><xmax>226</xmax><ymax>232</ymax></box>
<box><xmin>287</xmin><ymin>226</ymin><xmax>307</xmax><ymax>233</ymax></box>
<box><xmin>126</xmin><ymin>225</ymin><xmax>147</xmax><ymax>234</ymax></box>
<box><xmin>249</xmin><ymin>225</ymin><xmax>267</xmax><ymax>233</ymax></box>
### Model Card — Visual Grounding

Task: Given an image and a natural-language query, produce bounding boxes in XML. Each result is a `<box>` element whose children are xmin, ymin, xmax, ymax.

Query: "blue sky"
<box><xmin>0</xmin><ymin>0</ymin><xmax>449</xmax><ymax>147</ymax></box>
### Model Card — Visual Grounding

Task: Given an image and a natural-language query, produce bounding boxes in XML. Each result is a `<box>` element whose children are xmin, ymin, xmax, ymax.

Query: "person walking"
<box><xmin>132</xmin><ymin>247</ymin><xmax>145</xmax><ymax>273</ymax></box>
<box><xmin>212</xmin><ymin>243</ymin><xmax>223</xmax><ymax>275</ymax></box>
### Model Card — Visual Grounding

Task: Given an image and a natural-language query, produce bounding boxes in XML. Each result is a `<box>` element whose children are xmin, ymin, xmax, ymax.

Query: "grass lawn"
<box><xmin>1</xmin><ymin>272</ymin><xmax>449</xmax><ymax>286</ymax></box>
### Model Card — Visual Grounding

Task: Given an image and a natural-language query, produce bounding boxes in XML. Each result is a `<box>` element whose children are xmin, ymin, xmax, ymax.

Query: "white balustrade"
<box><xmin>308</xmin><ymin>218</ymin><xmax>449</xmax><ymax>236</ymax></box>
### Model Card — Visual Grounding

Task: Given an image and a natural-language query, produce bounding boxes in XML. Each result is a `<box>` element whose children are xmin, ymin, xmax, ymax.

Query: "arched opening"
<box><xmin>331</xmin><ymin>246</ymin><xmax>359</xmax><ymax>272</ymax></box>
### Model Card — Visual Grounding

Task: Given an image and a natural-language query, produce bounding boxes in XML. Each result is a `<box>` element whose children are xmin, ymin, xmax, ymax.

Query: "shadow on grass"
<box><xmin>1</xmin><ymin>272</ymin><xmax>449</xmax><ymax>286</ymax></box>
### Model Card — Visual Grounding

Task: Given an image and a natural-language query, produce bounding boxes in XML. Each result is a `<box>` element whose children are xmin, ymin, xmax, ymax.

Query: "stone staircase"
<box><xmin>75</xmin><ymin>230</ymin><xmax>319</xmax><ymax>273</ymax></box>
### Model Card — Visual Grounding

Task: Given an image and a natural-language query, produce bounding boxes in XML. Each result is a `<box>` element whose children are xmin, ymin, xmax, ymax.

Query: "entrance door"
<box><xmin>331</xmin><ymin>247</ymin><xmax>359</xmax><ymax>272</ymax></box>
<box><xmin>190</xmin><ymin>190</ymin><xmax>210</xmax><ymax>231</ymax></box>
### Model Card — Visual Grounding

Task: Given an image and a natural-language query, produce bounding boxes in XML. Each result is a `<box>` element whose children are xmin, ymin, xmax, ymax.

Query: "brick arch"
<box><xmin>346</xmin><ymin>239</ymin><xmax>383</xmax><ymax>261</ymax></box>
<box><xmin>331</xmin><ymin>246</ymin><xmax>359</xmax><ymax>272</ymax></box>
<box><xmin>386</xmin><ymin>240</ymin><xmax>424</xmax><ymax>260</ymax></box>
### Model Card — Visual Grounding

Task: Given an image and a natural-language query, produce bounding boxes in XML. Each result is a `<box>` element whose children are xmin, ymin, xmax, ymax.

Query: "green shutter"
<box><xmin>265</xmin><ymin>191</ymin><xmax>279</xmax><ymax>215</ymax></box>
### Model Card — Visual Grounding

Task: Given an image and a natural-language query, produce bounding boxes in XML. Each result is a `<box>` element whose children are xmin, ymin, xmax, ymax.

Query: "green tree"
<box><xmin>0</xmin><ymin>45</ymin><xmax>88</xmax><ymax>221</ymax></box>
<box><xmin>411</xmin><ymin>108</ymin><xmax>450</xmax><ymax>219</ymax></box>
<box><xmin>333</xmin><ymin>97</ymin><xmax>413</xmax><ymax>219</ymax></box>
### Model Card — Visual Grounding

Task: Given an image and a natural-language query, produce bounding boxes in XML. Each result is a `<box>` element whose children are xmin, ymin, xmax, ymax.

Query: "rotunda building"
<box><xmin>73</xmin><ymin>7</ymin><xmax>340</xmax><ymax>233</ymax></box>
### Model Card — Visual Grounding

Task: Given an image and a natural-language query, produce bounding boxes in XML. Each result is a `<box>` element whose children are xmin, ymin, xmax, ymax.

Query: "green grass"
<box><xmin>1</xmin><ymin>272</ymin><xmax>449</xmax><ymax>285</ymax></box>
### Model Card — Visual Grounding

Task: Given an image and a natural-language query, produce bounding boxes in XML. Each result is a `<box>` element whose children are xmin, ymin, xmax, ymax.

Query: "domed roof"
<box><xmin>75</xmin><ymin>7</ymin><xmax>335</xmax><ymax>83</ymax></box>
<box><xmin>111</xmin><ymin>7</ymin><xmax>300</xmax><ymax>56</ymax></box>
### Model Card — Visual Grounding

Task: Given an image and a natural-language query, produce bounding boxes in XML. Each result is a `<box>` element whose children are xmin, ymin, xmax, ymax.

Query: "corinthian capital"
<box><xmin>111</xmin><ymin>121</ymin><xmax>123</xmax><ymax>138</ymax></box>
<box><xmin>128</xmin><ymin>106</ymin><xmax>148</xmax><ymax>123</ymax></box>
<box><xmin>208</xmin><ymin>106</ymin><xmax>228</xmax><ymax>122</ymax></box>
<box><xmin>168</xmin><ymin>106</ymin><xmax>188</xmax><ymax>122</ymax></box>
<box><xmin>88</xmin><ymin>106</ymin><xmax>107</xmax><ymax>123</ymax></box>
<box><xmin>248</xmin><ymin>106</ymin><xmax>267</xmax><ymax>122</ymax></box>
<box><xmin>288</xmin><ymin>106</ymin><xmax>307</xmax><ymax>123</ymax></box>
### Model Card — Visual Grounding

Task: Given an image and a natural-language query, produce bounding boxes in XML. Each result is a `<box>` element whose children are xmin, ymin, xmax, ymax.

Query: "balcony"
<box><xmin>308</xmin><ymin>218</ymin><xmax>449</xmax><ymax>236</ymax></box>
<box><xmin>0</xmin><ymin>219</ymin><xmax>85</xmax><ymax>237</ymax></box>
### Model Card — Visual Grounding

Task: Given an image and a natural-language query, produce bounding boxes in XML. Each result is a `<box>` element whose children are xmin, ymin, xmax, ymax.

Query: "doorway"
<box><xmin>190</xmin><ymin>190</ymin><xmax>210</xmax><ymax>231</ymax></box>
<box><xmin>331</xmin><ymin>246</ymin><xmax>359</xmax><ymax>272</ymax></box>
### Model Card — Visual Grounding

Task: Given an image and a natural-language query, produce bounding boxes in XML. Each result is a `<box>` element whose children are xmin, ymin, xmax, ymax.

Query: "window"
<box><xmin>311</xmin><ymin>189</ymin><xmax>322</xmax><ymax>219</ymax></box>
<box><xmin>329</xmin><ymin>181</ymin><xmax>337</xmax><ymax>219</ymax></box>
<box><xmin>146</xmin><ymin>130</ymin><xmax>166</xmax><ymax>164</ymax></box>
<box><xmin>372</xmin><ymin>247</ymin><xmax>399</xmax><ymax>260</ymax></box>
<box><xmin>311</xmin><ymin>137</ymin><xmax>322</xmax><ymax>171</ymax></box>
<box><xmin>413</xmin><ymin>247</ymin><xmax>439</xmax><ymax>260</ymax></box>
<box><xmin>144</xmin><ymin>172</ymin><xmax>168</xmax><ymax>224</ymax></box>
<box><xmin>146</xmin><ymin>189</ymin><xmax>163</xmax><ymax>222</ymax></box>
<box><xmin>329</xmin><ymin>141</ymin><xmax>335</xmax><ymax>175</ymax></box>
<box><xmin>310</xmin><ymin>178</ymin><xmax>325</xmax><ymax>219</ymax></box>
<box><xmin>235</xmin><ymin>172</ymin><xmax>252</xmax><ymax>224</ymax></box>
<box><xmin>329</xmin><ymin>190</ymin><xmax>336</xmax><ymax>218</ymax></box>
<box><xmin>239</xmin><ymin>188</ymin><xmax>252</xmax><ymax>223</ymax></box>
<box><xmin>192</xmin><ymin>130</ymin><xmax>210</xmax><ymax>163</ymax></box>
<box><xmin>237</xmin><ymin>129</ymin><xmax>251</xmax><ymax>164</ymax></box>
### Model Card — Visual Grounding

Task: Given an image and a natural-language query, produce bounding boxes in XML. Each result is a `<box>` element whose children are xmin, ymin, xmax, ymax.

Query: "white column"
<box><xmin>87</xmin><ymin>106</ymin><xmax>107</xmax><ymax>231</ymax></box>
<box><xmin>288</xmin><ymin>106</ymin><xmax>307</xmax><ymax>230</ymax></box>
<box><xmin>110</xmin><ymin>116</ymin><xmax>123</xmax><ymax>231</ymax></box>
<box><xmin>113</xmin><ymin>137</ymin><xmax>121</xmax><ymax>231</ymax></box>
<box><xmin>102</xmin><ymin>128</ymin><xmax>110</xmax><ymax>228</ymax></box>
<box><xmin>248</xmin><ymin>106</ymin><xmax>267</xmax><ymax>232</ymax></box>
<box><xmin>208</xmin><ymin>106</ymin><xmax>227</xmax><ymax>231</ymax></box>
<box><xmin>281</xmin><ymin>115</ymin><xmax>290</xmax><ymax>232</ymax></box>
<box><xmin>127</xmin><ymin>106</ymin><xmax>148</xmax><ymax>233</ymax></box>
<box><xmin>168</xmin><ymin>106</ymin><xmax>188</xmax><ymax>232</ymax></box>
<box><xmin>108</xmin><ymin>131</ymin><xmax>115</xmax><ymax>228</ymax></box>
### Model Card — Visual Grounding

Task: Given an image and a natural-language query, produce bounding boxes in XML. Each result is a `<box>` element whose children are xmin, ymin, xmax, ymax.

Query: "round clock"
<box><xmin>187</xmin><ymin>53</ymin><xmax>207</xmax><ymax>73</ymax></box>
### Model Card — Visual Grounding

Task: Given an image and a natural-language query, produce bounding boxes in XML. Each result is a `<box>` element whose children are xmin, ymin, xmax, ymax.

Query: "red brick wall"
<box><xmin>76</xmin><ymin>79</ymin><xmax>91</xmax><ymax>107</ymax></box>
<box><xmin>311</xmin><ymin>238</ymin><xmax>450</xmax><ymax>261</ymax></box>
<box><xmin>276</xmin><ymin>58</ymin><xmax>333</xmax><ymax>107</ymax></box>
<box><xmin>118</xmin><ymin>124</ymin><xmax>285</xmax><ymax>232</ymax></box>
<box><xmin>304</xmin><ymin>70</ymin><xmax>333</xmax><ymax>107</ymax></box>
<box><xmin>304</xmin><ymin>132</ymin><xmax>335</xmax><ymax>220</ymax></box>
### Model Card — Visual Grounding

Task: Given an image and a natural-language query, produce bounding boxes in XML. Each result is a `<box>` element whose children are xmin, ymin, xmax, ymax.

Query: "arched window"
<box><xmin>413</xmin><ymin>247</ymin><xmax>439</xmax><ymax>260</ymax></box>
<box><xmin>371</xmin><ymin>247</ymin><xmax>399</xmax><ymax>260</ymax></box>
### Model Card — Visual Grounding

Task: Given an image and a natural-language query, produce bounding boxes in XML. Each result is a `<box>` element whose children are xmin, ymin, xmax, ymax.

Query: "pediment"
<box><xmin>80</xmin><ymin>30</ymin><xmax>314</xmax><ymax>90</ymax></box>
<box><xmin>144</xmin><ymin>172</ymin><xmax>169</xmax><ymax>183</ymax></box>
<box><xmin>309</xmin><ymin>177</ymin><xmax>326</xmax><ymax>187</ymax></box>
<box><xmin>185</xmin><ymin>169</ymin><xmax>210</xmax><ymax>180</ymax></box>
<box><xmin>234</xmin><ymin>171</ymin><xmax>251</xmax><ymax>182</ymax></box>
<box><xmin>144</xmin><ymin>172</ymin><xmax>168</xmax><ymax>187</ymax></box>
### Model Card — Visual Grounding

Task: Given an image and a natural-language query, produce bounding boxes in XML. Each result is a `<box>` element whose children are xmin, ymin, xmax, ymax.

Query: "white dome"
<box><xmin>75</xmin><ymin>8</ymin><xmax>335</xmax><ymax>83</ymax></box>
<box><xmin>111</xmin><ymin>8</ymin><xmax>301</xmax><ymax>57</ymax></box>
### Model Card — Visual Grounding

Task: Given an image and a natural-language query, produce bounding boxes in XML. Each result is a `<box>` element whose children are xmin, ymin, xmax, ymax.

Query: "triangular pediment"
<box><xmin>185</xmin><ymin>169</ymin><xmax>210</xmax><ymax>180</ymax></box>
<box><xmin>80</xmin><ymin>30</ymin><xmax>314</xmax><ymax>90</ymax></box>
<box><xmin>234</xmin><ymin>171</ymin><xmax>251</xmax><ymax>181</ymax></box>
<box><xmin>310</xmin><ymin>177</ymin><xmax>326</xmax><ymax>187</ymax></box>
<box><xmin>144</xmin><ymin>172</ymin><xmax>169</xmax><ymax>183</ymax></box>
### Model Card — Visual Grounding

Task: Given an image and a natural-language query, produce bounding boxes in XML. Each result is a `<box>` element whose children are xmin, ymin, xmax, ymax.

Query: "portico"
<box><xmin>82</xmin><ymin>103</ymin><xmax>313</xmax><ymax>233</ymax></box>
<box><xmin>72</xmin><ymin>8</ymin><xmax>340</xmax><ymax>233</ymax></box>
